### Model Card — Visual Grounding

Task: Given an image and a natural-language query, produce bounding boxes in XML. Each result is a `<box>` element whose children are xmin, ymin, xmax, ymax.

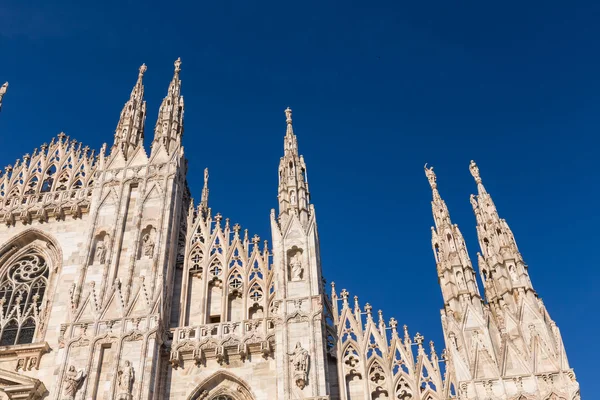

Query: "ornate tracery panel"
<box><xmin>0</xmin><ymin>251</ymin><xmax>49</xmax><ymax>345</ymax></box>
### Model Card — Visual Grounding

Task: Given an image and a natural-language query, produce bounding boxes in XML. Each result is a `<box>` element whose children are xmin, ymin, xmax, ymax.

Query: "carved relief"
<box><xmin>289</xmin><ymin>341</ymin><xmax>309</xmax><ymax>389</ymax></box>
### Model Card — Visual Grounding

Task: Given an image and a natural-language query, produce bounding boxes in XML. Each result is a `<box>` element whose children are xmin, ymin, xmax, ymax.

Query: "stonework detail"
<box><xmin>0</xmin><ymin>61</ymin><xmax>580</xmax><ymax>400</ymax></box>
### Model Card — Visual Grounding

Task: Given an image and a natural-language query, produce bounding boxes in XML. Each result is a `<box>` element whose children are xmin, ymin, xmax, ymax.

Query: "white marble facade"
<box><xmin>0</xmin><ymin>60</ymin><xmax>580</xmax><ymax>400</ymax></box>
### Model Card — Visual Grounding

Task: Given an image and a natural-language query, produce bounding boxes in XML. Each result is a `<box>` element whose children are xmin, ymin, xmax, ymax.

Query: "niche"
<box><xmin>139</xmin><ymin>225</ymin><xmax>157</xmax><ymax>259</ymax></box>
<box><xmin>287</xmin><ymin>246</ymin><xmax>304</xmax><ymax>282</ymax></box>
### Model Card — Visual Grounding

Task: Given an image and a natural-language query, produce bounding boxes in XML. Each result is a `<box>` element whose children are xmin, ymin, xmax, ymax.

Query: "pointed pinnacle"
<box><xmin>139</xmin><ymin>63</ymin><xmax>147</xmax><ymax>76</ymax></box>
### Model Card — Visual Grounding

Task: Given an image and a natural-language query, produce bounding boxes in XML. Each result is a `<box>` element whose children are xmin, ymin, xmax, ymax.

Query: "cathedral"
<box><xmin>0</xmin><ymin>60</ymin><xmax>580</xmax><ymax>400</ymax></box>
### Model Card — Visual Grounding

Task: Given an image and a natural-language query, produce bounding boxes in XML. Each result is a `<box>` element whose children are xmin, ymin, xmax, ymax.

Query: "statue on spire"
<box><xmin>424</xmin><ymin>163</ymin><xmax>437</xmax><ymax>189</ymax></box>
<box><xmin>139</xmin><ymin>64</ymin><xmax>147</xmax><ymax>77</ymax></box>
<box><xmin>174</xmin><ymin>57</ymin><xmax>182</xmax><ymax>74</ymax></box>
<box><xmin>285</xmin><ymin>107</ymin><xmax>293</xmax><ymax>124</ymax></box>
<box><xmin>0</xmin><ymin>82</ymin><xmax>8</xmax><ymax>111</ymax></box>
<box><xmin>201</xmin><ymin>168</ymin><xmax>209</xmax><ymax>210</ymax></box>
<box><xmin>469</xmin><ymin>160</ymin><xmax>482</xmax><ymax>184</ymax></box>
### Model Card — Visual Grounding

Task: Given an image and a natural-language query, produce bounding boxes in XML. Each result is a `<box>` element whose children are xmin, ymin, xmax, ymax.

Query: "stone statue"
<box><xmin>117</xmin><ymin>360</ymin><xmax>135</xmax><ymax>397</ymax></box>
<box><xmin>142</xmin><ymin>233</ymin><xmax>155</xmax><ymax>257</ymax></box>
<box><xmin>62</xmin><ymin>365</ymin><xmax>85</xmax><ymax>400</ymax></box>
<box><xmin>289</xmin><ymin>342</ymin><xmax>309</xmax><ymax>389</ymax></box>
<box><xmin>424</xmin><ymin>163</ymin><xmax>436</xmax><ymax>188</ymax></box>
<box><xmin>509</xmin><ymin>265</ymin><xmax>519</xmax><ymax>282</ymax></box>
<box><xmin>95</xmin><ymin>240</ymin><xmax>107</xmax><ymax>264</ymax></box>
<box><xmin>470</xmin><ymin>194</ymin><xmax>478</xmax><ymax>210</ymax></box>
<box><xmin>456</xmin><ymin>271</ymin><xmax>466</xmax><ymax>290</ymax></box>
<box><xmin>290</xmin><ymin>190</ymin><xmax>297</xmax><ymax>205</ymax></box>
<box><xmin>289</xmin><ymin>252</ymin><xmax>303</xmax><ymax>281</ymax></box>
<box><xmin>469</xmin><ymin>160</ymin><xmax>481</xmax><ymax>182</ymax></box>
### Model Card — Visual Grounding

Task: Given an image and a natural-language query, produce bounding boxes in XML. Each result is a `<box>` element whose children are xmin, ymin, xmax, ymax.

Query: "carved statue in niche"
<box><xmin>62</xmin><ymin>365</ymin><xmax>86</xmax><ymax>400</ymax></box>
<box><xmin>142</xmin><ymin>232</ymin><xmax>155</xmax><ymax>258</ymax></box>
<box><xmin>289</xmin><ymin>341</ymin><xmax>309</xmax><ymax>389</ymax></box>
<box><xmin>289</xmin><ymin>252</ymin><xmax>303</xmax><ymax>281</ymax></box>
<box><xmin>290</xmin><ymin>190</ymin><xmax>297</xmax><ymax>205</ymax></box>
<box><xmin>95</xmin><ymin>239</ymin><xmax>107</xmax><ymax>264</ymax></box>
<box><xmin>456</xmin><ymin>271</ymin><xmax>466</xmax><ymax>290</ymax></box>
<box><xmin>509</xmin><ymin>265</ymin><xmax>519</xmax><ymax>283</ymax></box>
<box><xmin>117</xmin><ymin>360</ymin><xmax>135</xmax><ymax>398</ymax></box>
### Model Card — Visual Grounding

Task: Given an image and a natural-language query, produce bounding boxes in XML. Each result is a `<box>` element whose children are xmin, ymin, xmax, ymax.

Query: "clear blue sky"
<box><xmin>1</xmin><ymin>0</ymin><xmax>598</xmax><ymax>393</ymax></box>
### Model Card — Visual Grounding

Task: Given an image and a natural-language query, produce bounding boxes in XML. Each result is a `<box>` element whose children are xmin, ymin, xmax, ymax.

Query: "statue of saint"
<box><xmin>142</xmin><ymin>233</ymin><xmax>155</xmax><ymax>258</ymax></box>
<box><xmin>289</xmin><ymin>341</ymin><xmax>309</xmax><ymax>388</ymax></box>
<box><xmin>117</xmin><ymin>360</ymin><xmax>135</xmax><ymax>396</ymax></box>
<box><xmin>290</xmin><ymin>190</ymin><xmax>297</xmax><ymax>205</ymax></box>
<box><xmin>509</xmin><ymin>265</ymin><xmax>519</xmax><ymax>283</ymax></box>
<box><xmin>95</xmin><ymin>240</ymin><xmax>107</xmax><ymax>264</ymax></box>
<box><xmin>424</xmin><ymin>164</ymin><xmax>436</xmax><ymax>188</ymax></box>
<box><xmin>289</xmin><ymin>253</ymin><xmax>303</xmax><ymax>281</ymax></box>
<box><xmin>62</xmin><ymin>365</ymin><xmax>85</xmax><ymax>400</ymax></box>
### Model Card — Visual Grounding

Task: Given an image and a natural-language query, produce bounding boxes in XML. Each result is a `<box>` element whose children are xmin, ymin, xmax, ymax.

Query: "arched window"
<box><xmin>0</xmin><ymin>251</ymin><xmax>49</xmax><ymax>345</ymax></box>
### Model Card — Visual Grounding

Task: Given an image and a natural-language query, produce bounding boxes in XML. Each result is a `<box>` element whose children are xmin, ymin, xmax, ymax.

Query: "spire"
<box><xmin>0</xmin><ymin>82</ymin><xmax>8</xmax><ymax>112</ymax></box>
<box><xmin>469</xmin><ymin>161</ymin><xmax>534</xmax><ymax>303</ymax></box>
<box><xmin>425</xmin><ymin>164</ymin><xmax>481</xmax><ymax>310</ymax></box>
<box><xmin>112</xmin><ymin>64</ymin><xmax>147</xmax><ymax>159</ymax></box>
<box><xmin>200</xmin><ymin>168</ymin><xmax>209</xmax><ymax>210</ymax></box>
<box><xmin>469</xmin><ymin>160</ymin><xmax>520</xmax><ymax>260</ymax></box>
<box><xmin>152</xmin><ymin>58</ymin><xmax>184</xmax><ymax>155</ymax></box>
<box><xmin>283</xmin><ymin>107</ymin><xmax>299</xmax><ymax>155</ymax></box>
<box><xmin>278</xmin><ymin>107</ymin><xmax>310</xmax><ymax>223</ymax></box>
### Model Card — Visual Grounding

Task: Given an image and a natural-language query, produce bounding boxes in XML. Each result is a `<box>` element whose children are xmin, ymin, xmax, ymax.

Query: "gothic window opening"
<box><xmin>190</xmin><ymin>248</ymin><xmax>204</xmax><ymax>277</ymax></box>
<box><xmin>209</xmin><ymin>259</ymin><xmax>223</xmax><ymax>278</ymax></box>
<box><xmin>0</xmin><ymin>252</ymin><xmax>49</xmax><ymax>345</ymax></box>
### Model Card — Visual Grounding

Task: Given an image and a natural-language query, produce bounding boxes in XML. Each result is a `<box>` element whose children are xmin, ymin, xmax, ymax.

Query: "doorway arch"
<box><xmin>186</xmin><ymin>371</ymin><xmax>256</xmax><ymax>400</ymax></box>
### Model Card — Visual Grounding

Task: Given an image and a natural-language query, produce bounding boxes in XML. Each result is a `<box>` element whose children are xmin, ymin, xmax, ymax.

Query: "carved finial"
<box><xmin>174</xmin><ymin>57</ymin><xmax>182</xmax><ymax>73</ymax></box>
<box><xmin>469</xmin><ymin>160</ymin><xmax>482</xmax><ymax>184</ymax></box>
<box><xmin>389</xmin><ymin>318</ymin><xmax>398</xmax><ymax>336</ymax></box>
<box><xmin>139</xmin><ymin>63</ymin><xmax>147</xmax><ymax>76</ymax></box>
<box><xmin>285</xmin><ymin>107</ymin><xmax>292</xmax><ymax>124</ymax></box>
<box><xmin>414</xmin><ymin>332</ymin><xmax>424</xmax><ymax>346</ymax></box>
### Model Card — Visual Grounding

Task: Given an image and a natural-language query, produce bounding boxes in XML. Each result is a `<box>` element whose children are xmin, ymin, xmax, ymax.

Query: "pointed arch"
<box><xmin>186</xmin><ymin>371</ymin><xmax>256</xmax><ymax>400</ymax></box>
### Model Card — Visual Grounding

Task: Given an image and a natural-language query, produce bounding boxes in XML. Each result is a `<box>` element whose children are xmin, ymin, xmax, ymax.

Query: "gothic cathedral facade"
<box><xmin>0</xmin><ymin>61</ymin><xmax>580</xmax><ymax>400</ymax></box>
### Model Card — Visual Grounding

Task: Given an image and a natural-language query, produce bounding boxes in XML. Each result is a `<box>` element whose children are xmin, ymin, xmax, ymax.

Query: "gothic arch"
<box><xmin>0</xmin><ymin>228</ymin><xmax>63</xmax><ymax>344</ymax></box>
<box><xmin>186</xmin><ymin>371</ymin><xmax>256</xmax><ymax>400</ymax></box>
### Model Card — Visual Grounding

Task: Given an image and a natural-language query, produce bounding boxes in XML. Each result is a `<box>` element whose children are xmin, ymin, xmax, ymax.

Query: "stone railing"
<box><xmin>168</xmin><ymin>318</ymin><xmax>276</xmax><ymax>368</ymax></box>
<box><xmin>0</xmin><ymin>188</ymin><xmax>93</xmax><ymax>225</ymax></box>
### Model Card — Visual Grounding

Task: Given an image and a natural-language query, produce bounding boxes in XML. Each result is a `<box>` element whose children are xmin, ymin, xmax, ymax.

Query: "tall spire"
<box><xmin>152</xmin><ymin>58</ymin><xmax>184</xmax><ymax>155</ymax></box>
<box><xmin>469</xmin><ymin>161</ymin><xmax>534</xmax><ymax>304</ymax></box>
<box><xmin>278</xmin><ymin>107</ymin><xmax>310</xmax><ymax>223</ymax></box>
<box><xmin>425</xmin><ymin>165</ymin><xmax>481</xmax><ymax>312</ymax></box>
<box><xmin>0</xmin><ymin>82</ymin><xmax>7</xmax><ymax>112</ymax></box>
<box><xmin>469</xmin><ymin>160</ymin><xmax>520</xmax><ymax>261</ymax></box>
<box><xmin>112</xmin><ymin>64</ymin><xmax>147</xmax><ymax>159</ymax></box>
